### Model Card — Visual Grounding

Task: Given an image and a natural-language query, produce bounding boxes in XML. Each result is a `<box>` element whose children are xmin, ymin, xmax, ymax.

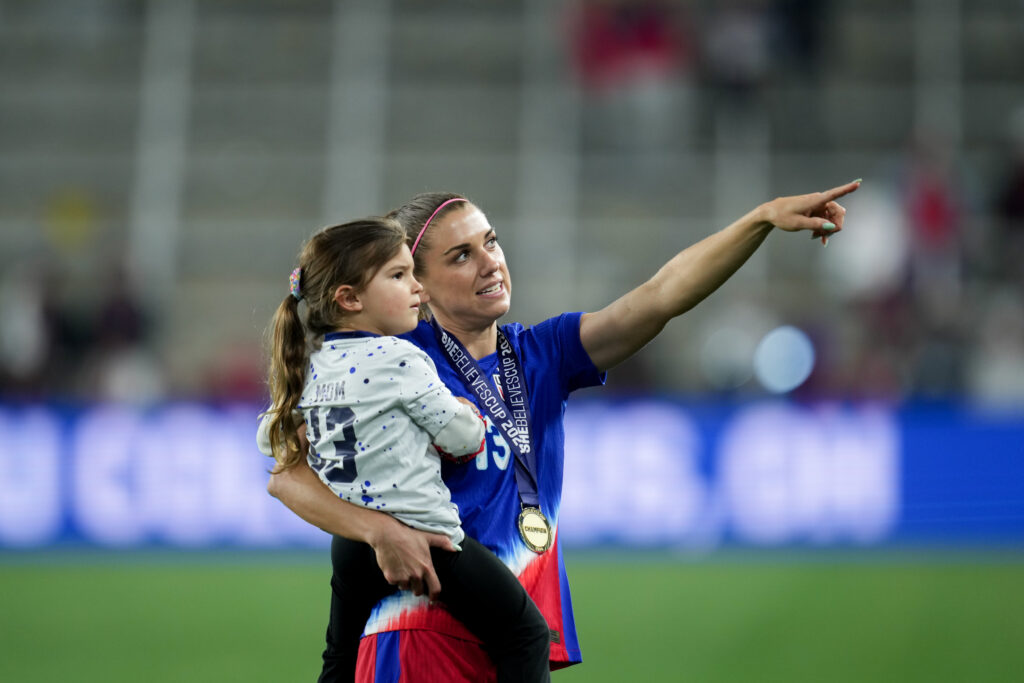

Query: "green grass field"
<box><xmin>2</xmin><ymin>550</ymin><xmax>1022</xmax><ymax>682</ymax></box>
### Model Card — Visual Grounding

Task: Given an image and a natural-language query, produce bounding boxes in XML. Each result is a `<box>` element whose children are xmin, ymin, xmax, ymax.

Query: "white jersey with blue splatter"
<box><xmin>259</xmin><ymin>332</ymin><xmax>485</xmax><ymax>547</ymax></box>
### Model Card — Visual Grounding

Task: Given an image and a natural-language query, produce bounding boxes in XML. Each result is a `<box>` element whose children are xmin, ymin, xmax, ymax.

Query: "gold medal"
<box><xmin>517</xmin><ymin>507</ymin><xmax>552</xmax><ymax>553</ymax></box>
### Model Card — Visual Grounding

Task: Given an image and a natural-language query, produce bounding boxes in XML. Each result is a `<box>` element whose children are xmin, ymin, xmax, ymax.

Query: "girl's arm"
<box><xmin>267</xmin><ymin>458</ymin><xmax>454</xmax><ymax>599</ymax></box>
<box><xmin>431</xmin><ymin>397</ymin><xmax>486</xmax><ymax>461</ymax></box>
<box><xmin>399</xmin><ymin>346</ymin><xmax>485</xmax><ymax>458</ymax></box>
<box><xmin>580</xmin><ymin>181</ymin><xmax>860</xmax><ymax>372</ymax></box>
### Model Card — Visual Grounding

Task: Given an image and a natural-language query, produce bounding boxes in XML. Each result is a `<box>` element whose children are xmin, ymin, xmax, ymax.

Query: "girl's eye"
<box><xmin>453</xmin><ymin>250</ymin><xmax>469</xmax><ymax>263</ymax></box>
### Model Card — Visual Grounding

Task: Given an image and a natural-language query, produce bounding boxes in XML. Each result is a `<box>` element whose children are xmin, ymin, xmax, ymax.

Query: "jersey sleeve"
<box><xmin>432</xmin><ymin>405</ymin><xmax>486</xmax><ymax>461</ymax></box>
<box><xmin>256</xmin><ymin>413</ymin><xmax>272</xmax><ymax>456</ymax></box>
<box><xmin>255</xmin><ymin>410</ymin><xmax>303</xmax><ymax>458</ymax></box>
<box><xmin>517</xmin><ymin>312</ymin><xmax>606</xmax><ymax>394</ymax></box>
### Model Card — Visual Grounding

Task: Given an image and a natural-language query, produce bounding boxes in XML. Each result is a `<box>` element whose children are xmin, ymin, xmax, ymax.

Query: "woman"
<box><xmin>267</xmin><ymin>181</ymin><xmax>860</xmax><ymax>681</ymax></box>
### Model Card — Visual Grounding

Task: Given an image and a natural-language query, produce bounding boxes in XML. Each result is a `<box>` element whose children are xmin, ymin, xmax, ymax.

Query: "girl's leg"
<box><xmin>431</xmin><ymin>537</ymin><xmax>551</xmax><ymax>683</ymax></box>
<box><xmin>319</xmin><ymin>535</ymin><xmax>396</xmax><ymax>683</ymax></box>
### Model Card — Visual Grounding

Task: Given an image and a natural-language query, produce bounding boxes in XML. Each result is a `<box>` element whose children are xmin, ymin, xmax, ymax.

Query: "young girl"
<box><xmin>258</xmin><ymin>217</ymin><xmax>551</xmax><ymax>682</ymax></box>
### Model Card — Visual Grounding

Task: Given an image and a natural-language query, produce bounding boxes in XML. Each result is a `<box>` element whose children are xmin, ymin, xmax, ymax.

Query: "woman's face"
<box><xmin>417</xmin><ymin>204</ymin><xmax>511</xmax><ymax>331</ymax></box>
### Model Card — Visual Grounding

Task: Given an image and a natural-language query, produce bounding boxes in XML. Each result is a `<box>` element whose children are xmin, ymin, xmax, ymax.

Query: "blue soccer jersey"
<box><xmin>360</xmin><ymin>312</ymin><xmax>605</xmax><ymax>670</ymax></box>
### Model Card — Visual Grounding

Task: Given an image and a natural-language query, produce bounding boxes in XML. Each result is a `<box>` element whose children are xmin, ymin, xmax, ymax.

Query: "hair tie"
<box><xmin>410</xmin><ymin>198</ymin><xmax>468</xmax><ymax>256</ymax></box>
<box><xmin>289</xmin><ymin>267</ymin><xmax>302</xmax><ymax>301</ymax></box>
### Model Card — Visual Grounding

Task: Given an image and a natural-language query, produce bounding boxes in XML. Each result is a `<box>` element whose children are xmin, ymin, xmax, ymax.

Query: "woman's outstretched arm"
<box><xmin>580</xmin><ymin>180</ymin><xmax>860</xmax><ymax>372</ymax></box>
<box><xmin>268</xmin><ymin>459</ymin><xmax>454</xmax><ymax>599</ymax></box>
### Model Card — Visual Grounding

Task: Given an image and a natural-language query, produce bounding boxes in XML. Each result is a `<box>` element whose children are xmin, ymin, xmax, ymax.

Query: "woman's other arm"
<box><xmin>580</xmin><ymin>180</ymin><xmax>860</xmax><ymax>372</ymax></box>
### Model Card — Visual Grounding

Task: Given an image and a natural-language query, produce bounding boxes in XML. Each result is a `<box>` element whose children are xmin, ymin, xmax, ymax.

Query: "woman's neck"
<box><xmin>434</xmin><ymin>316</ymin><xmax>498</xmax><ymax>359</ymax></box>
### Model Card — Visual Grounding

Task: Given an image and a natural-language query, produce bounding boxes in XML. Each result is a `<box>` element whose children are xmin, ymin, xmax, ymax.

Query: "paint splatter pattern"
<box><xmin>299</xmin><ymin>334</ymin><xmax>484</xmax><ymax>547</ymax></box>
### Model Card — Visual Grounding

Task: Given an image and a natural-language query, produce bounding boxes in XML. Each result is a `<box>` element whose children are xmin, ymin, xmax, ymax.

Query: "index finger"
<box><xmin>424</xmin><ymin>566</ymin><xmax>442</xmax><ymax>600</ymax></box>
<box><xmin>821</xmin><ymin>179</ymin><xmax>862</xmax><ymax>202</ymax></box>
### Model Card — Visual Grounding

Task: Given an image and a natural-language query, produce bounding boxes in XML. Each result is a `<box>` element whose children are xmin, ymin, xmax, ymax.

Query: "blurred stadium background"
<box><xmin>2</xmin><ymin>0</ymin><xmax>1023</xmax><ymax>681</ymax></box>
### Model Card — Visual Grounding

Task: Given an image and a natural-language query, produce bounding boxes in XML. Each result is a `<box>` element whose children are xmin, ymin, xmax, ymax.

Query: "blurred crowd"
<box><xmin>564</xmin><ymin>0</ymin><xmax>1024</xmax><ymax>409</ymax></box>
<box><xmin>0</xmin><ymin>253</ymin><xmax>164</xmax><ymax>403</ymax></box>
<box><xmin>800</xmin><ymin>126</ymin><xmax>1024</xmax><ymax>409</ymax></box>
<box><xmin>1</xmin><ymin>0</ymin><xmax>1022</xmax><ymax>410</ymax></box>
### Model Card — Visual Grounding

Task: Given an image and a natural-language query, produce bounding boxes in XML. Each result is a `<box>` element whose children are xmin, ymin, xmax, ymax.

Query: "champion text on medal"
<box><xmin>522</xmin><ymin>521</ymin><xmax>548</xmax><ymax>535</ymax></box>
<box><xmin>517</xmin><ymin>508</ymin><xmax>552</xmax><ymax>553</ymax></box>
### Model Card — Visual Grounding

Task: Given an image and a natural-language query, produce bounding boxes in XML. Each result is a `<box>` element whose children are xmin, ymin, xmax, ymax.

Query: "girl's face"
<box><xmin>417</xmin><ymin>204</ymin><xmax>511</xmax><ymax>331</ymax></box>
<box><xmin>350</xmin><ymin>245</ymin><xmax>424</xmax><ymax>336</ymax></box>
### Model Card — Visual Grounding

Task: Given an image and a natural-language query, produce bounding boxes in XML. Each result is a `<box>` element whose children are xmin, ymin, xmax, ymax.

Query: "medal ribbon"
<box><xmin>430</xmin><ymin>321</ymin><xmax>540</xmax><ymax>507</ymax></box>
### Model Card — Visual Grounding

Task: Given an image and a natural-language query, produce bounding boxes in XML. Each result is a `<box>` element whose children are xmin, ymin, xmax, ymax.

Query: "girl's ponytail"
<box><xmin>265</xmin><ymin>293</ymin><xmax>308</xmax><ymax>472</ymax></box>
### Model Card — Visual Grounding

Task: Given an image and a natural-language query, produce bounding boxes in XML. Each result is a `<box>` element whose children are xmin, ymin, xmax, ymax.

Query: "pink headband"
<box><xmin>410</xmin><ymin>198</ymin><xmax>468</xmax><ymax>256</ymax></box>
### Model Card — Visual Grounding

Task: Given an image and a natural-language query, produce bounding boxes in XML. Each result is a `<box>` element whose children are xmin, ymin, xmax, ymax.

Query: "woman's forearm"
<box><xmin>581</xmin><ymin>180</ymin><xmax>859</xmax><ymax>372</ymax></box>
<box><xmin>267</xmin><ymin>458</ymin><xmax>389</xmax><ymax>544</ymax></box>
<box><xmin>581</xmin><ymin>207</ymin><xmax>772</xmax><ymax>371</ymax></box>
<box><xmin>649</xmin><ymin>206</ymin><xmax>773</xmax><ymax>318</ymax></box>
<box><xmin>267</xmin><ymin>458</ymin><xmax>454</xmax><ymax>597</ymax></box>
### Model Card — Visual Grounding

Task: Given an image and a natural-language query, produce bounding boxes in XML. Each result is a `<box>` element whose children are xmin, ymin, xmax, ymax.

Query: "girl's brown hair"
<box><xmin>264</xmin><ymin>217</ymin><xmax>406</xmax><ymax>472</ymax></box>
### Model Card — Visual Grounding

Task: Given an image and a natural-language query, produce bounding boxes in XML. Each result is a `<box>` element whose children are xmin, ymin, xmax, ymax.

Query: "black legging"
<box><xmin>317</xmin><ymin>534</ymin><xmax>551</xmax><ymax>683</ymax></box>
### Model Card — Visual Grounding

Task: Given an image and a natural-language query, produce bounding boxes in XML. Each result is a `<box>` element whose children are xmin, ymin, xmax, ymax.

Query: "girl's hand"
<box><xmin>759</xmin><ymin>179</ymin><xmax>861</xmax><ymax>245</ymax></box>
<box><xmin>454</xmin><ymin>395</ymin><xmax>482</xmax><ymax>418</ymax></box>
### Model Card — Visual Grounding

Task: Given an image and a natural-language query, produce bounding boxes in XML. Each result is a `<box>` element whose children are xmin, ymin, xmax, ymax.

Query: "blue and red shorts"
<box><xmin>356</xmin><ymin>630</ymin><xmax>497</xmax><ymax>683</ymax></box>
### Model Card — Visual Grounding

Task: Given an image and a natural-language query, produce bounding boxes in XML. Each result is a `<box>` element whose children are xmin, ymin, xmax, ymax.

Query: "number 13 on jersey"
<box><xmin>307</xmin><ymin>405</ymin><xmax>358</xmax><ymax>484</ymax></box>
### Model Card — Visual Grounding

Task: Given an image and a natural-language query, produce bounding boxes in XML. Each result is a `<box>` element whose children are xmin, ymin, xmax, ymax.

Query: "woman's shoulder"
<box><xmin>400</xmin><ymin>320</ymin><xmax>436</xmax><ymax>350</ymax></box>
<box><xmin>499</xmin><ymin>320</ymin><xmax>526</xmax><ymax>337</ymax></box>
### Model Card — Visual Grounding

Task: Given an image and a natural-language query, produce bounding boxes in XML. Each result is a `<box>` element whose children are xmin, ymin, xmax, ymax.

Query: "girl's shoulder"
<box><xmin>382</xmin><ymin>335</ymin><xmax>427</xmax><ymax>360</ymax></box>
<box><xmin>327</xmin><ymin>334</ymin><xmax>429</xmax><ymax>365</ymax></box>
<box><xmin>365</xmin><ymin>335</ymin><xmax>438</xmax><ymax>375</ymax></box>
